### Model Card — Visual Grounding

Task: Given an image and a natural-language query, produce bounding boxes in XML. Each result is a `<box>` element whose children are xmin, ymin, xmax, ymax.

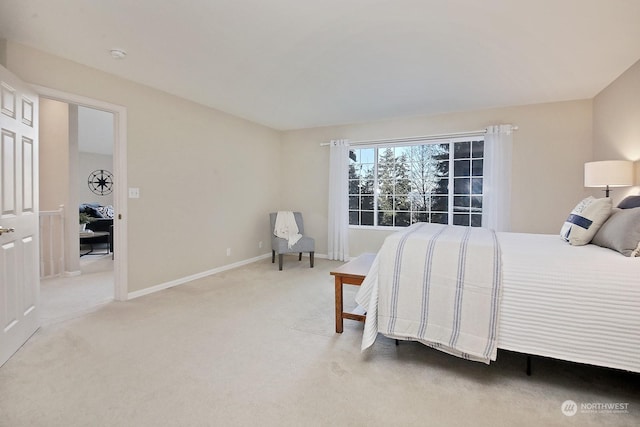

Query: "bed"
<box><xmin>355</xmin><ymin>220</ymin><xmax>640</xmax><ymax>373</ymax></box>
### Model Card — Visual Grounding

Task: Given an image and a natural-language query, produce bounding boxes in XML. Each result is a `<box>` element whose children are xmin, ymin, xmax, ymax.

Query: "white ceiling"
<box><xmin>1</xmin><ymin>1</ymin><xmax>639</xmax><ymax>131</ymax></box>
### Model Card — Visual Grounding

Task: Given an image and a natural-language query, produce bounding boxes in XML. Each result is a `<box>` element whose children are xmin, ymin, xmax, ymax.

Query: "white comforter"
<box><xmin>356</xmin><ymin>226</ymin><xmax>640</xmax><ymax>372</ymax></box>
<box><xmin>356</xmin><ymin>223</ymin><xmax>502</xmax><ymax>364</ymax></box>
<box><xmin>498</xmin><ymin>232</ymin><xmax>640</xmax><ymax>373</ymax></box>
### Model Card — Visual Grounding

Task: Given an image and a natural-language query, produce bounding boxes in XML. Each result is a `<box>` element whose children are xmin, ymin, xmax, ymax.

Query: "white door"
<box><xmin>0</xmin><ymin>65</ymin><xmax>39</xmax><ymax>367</ymax></box>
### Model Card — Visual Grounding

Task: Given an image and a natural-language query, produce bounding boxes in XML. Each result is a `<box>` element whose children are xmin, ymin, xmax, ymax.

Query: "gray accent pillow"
<box><xmin>618</xmin><ymin>195</ymin><xmax>640</xmax><ymax>209</ymax></box>
<box><xmin>591</xmin><ymin>207</ymin><xmax>640</xmax><ymax>257</ymax></box>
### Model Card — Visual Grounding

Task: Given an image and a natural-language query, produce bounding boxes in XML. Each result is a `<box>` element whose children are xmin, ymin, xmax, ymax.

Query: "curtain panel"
<box><xmin>483</xmin><ymin>124</ymin><xmax>514</xmax><ymax>232</ymax></box>
<box><xmin>328</xmin><ymin>139</ymin><xmax>350</xmax><ymax>261</ymax></box>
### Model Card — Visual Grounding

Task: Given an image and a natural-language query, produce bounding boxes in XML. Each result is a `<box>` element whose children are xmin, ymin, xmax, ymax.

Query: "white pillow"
<box><xmin>560</xmin><ymin>197</ymin><xmax>594</xmax><ymax>240</ymax></box>
<box><xmin>560</xmin><ymin>197</ymin><xmax>613</xmax><ymax>246</ymax></box>
<box><xmin>97</xmin><ymin>205</ymin><xmax>114</xmax><ymax>218</ymax></box>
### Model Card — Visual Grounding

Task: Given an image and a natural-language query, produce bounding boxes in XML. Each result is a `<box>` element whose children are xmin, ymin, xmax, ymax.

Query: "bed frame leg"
<box><xmin>526</xmin><ymin>356</ymin><xmax>532</xmax><ymax>376</ymax></box>
<box><xmin>395</xmin><ymin>339</ymin><xmax>399</xmax><ymax>346</ymax></box>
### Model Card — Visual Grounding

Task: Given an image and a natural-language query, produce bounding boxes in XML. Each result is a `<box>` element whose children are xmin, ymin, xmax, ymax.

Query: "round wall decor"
<box><xmin>88</xmin><ymin>169</ymin><xmax>114</xmax><ymax>195</ymax></box>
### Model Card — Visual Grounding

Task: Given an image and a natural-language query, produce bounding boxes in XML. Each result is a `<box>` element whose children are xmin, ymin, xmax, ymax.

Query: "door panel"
<box><xmin>22</xmin><ymin>235</ymin><xmax>37</xmax><ymax>315</ymax></box>
<box><xmin>1</xmin><ymin>129</ymin><xmax>16</xmax><ymax>215</ymax></box>
<box><xmin>0</xmin><ymin>65</ymin><xmax>39</xmax><ymax>367</ymax></box>
<box><xmin>22</xmin><ymin>137</ymin><xmax>34</xmax><ymax>212</ymax></box>
<box><xmin>1</xmin><ymin>82</ymin><xmax>16</xmax><ymax>118</ymax></box>
<box><xmin>1</xmin><ymin>241</ymin><xmax>18</xmax><ymax>330</ymax></box>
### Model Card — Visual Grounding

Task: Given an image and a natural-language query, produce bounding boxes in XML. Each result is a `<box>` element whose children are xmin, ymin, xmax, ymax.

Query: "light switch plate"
<box><xmin>128</xmin><ymin>187</ymin><xmax>140</xmax><ymax>198</ymax></box>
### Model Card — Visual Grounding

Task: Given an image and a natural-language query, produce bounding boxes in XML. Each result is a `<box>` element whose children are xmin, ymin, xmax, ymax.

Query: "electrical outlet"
<box><xmin>226</xmin><ymin>248</ymin><xmax>231</xmax><ymax>256</ymax></box>
<box><xmin>258</xmin><ymin>241</ymin><xmax>263</xmax><ymax>249</ymax></box>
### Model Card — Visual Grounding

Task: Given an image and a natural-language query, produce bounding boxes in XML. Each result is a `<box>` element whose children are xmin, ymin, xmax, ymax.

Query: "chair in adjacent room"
<box><xmin>270</xmin><ymin>212</ymin><xmax>315</xmax><ymax>271</ymax></box>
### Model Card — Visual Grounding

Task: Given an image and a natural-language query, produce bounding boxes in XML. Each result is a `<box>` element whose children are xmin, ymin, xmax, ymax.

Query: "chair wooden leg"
<box><xmin>310</xmin><ymin>251</ymin><xmax>314</xmax><ymax>268</ymax></box>
<box><xmin>272</xmin><ymin>250</ymin><xmax>275</xmax><ymax>263</ymax></box>
<box><xmin>298</xmin><ymin>252</ymin><xmax>302</xmax><ymax>261</ymax></box>
<box><xmin>279</xmin><ymin>254</ymin><xmax>283</xmax><ymax>271</ymax></box>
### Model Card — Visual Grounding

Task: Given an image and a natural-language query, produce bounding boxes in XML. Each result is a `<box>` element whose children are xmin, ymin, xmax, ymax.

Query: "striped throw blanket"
<box><xmin>355</xmin><ymin>223</ymin><xmax>503</xmax><ymax>363</ymax></box>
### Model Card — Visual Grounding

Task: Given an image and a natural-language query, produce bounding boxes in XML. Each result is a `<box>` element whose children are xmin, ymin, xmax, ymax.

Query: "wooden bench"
<box><xmin>329</xmin><ymin>253</ymin><xmax>376</xmax><ymax>333</ymax></box>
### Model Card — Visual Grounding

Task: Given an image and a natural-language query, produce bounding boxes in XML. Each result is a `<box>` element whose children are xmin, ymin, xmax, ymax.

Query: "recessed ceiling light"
<box><xmin>110</xmin><ymin>49</ymin><xmax>127</xmax><ymax>59</ymax></box>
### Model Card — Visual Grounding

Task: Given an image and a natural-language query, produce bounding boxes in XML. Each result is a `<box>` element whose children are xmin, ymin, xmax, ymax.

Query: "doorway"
<box><xmin>39</xmin><ymin>101</ymin><xmax>116</xmax><ymax>323</ymax></box>
<box><xmin>36</xmin><ymin>85</ymin><xmax>128</xmax><ymax>315</ymax></box>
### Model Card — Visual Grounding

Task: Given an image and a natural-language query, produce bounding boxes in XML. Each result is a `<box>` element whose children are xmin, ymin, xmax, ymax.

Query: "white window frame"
<box><xmin>348</xmin><ymin>136</ymin><xmax>485</xmax><ymax>230</ymax></box>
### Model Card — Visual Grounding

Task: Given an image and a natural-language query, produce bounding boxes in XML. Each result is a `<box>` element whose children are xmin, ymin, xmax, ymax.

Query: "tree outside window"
<box><xmin>348</xmin><ymin>138</ymin><xmax>483</xmax><ymax>227</ymax></box>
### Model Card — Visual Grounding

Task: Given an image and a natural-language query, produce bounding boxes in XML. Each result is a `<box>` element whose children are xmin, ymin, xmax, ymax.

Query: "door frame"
<box><xmin>33</xmin><ymin>85</ymin><xmax>128</xmax><ymax>301</ymax></box>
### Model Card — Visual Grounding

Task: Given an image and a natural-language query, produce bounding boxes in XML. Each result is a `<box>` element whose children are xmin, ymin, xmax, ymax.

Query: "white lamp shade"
<box><xmin>584</xmin><ymin>160</ymin><xmax>634</xmax><ymax>188</ymax></box>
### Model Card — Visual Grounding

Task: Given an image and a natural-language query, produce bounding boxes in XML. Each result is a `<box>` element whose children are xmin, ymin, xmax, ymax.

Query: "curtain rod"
<box><xmin>320</xmin><ymin>126</ymin><xmax>518</xmax><ymax>146</ymax></box>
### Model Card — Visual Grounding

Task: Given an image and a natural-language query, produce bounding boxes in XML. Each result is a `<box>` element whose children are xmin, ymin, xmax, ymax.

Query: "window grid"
<box><xmin>348</xmin><ymin>138</ymin><xmax>484</xmax><ymax>228</ymax></box>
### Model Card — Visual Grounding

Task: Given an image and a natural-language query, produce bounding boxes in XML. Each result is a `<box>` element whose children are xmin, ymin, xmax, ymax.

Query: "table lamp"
<box><xmin>584</xmin><ymin>160</ymin><xmax>634</xmax><ymax>197</ymax></box>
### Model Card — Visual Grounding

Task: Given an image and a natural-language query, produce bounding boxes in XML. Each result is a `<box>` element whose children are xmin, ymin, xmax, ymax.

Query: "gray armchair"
<box><xmin>270</xmin><ymin>212</ymin><xmax>315</xmax><ymax>271</ymax></box>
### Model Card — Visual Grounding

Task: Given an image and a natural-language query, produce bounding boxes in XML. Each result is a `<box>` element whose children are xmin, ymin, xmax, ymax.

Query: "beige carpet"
<box><xmin>1</xmin><ymin>257</ymin><xmax>638</xmax><ymax>427</ymax></box>
<box><xmin>39</xmin><ymin>253</ymin><xmax>114</xmax><ymax>325</ymax></box>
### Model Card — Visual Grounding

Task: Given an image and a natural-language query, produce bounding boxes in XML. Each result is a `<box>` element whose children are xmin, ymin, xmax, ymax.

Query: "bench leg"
<box><xmin>310</xmin><ymin>251</ymin><xmax>314</xmax><ymax>268</ymax></box>
<box><xmin>279</xmin><ymin>254</ymin><xmax>283</xmax><ymax>271</ymax></box>
<box><xmin>299</xmin><ymin>252</ymin><xmax>302</xmax><ymax>261</ymax></box>
<box><xmin>272</xmin><ymin>250</ymin><xmax>275</xmax><ymax>263</ymax></box>
<box><xmin>335</xmin><ymin>277</ymin><xmax>343</xmax><ymax>333</ymax></box>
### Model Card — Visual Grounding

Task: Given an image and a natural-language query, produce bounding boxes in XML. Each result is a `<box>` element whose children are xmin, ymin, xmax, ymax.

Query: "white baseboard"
<box><xmin>288</xmin><ymin>252</ymin><xmax>328</xmax><ymax>259</ymax></box>
<box><xmin>63</xmin><ymin>270</ymin><xmax>81</xmax><ymax>277</ymax></box>
<box><xmin>126</xmin><ymin>252</ymin><xmax>332</xmax><ymax>301</ymax></box>
<box><xmin>127</xmin><ymin>253</ymin><xmax>272</xmax><ymax>300</ymax></box>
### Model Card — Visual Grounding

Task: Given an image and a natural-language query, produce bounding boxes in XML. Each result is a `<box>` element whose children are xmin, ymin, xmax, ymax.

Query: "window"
<box><xmin>348</xmin><ymin>138</ymin><xmax>484</xmax><ymax>228</ymax></box>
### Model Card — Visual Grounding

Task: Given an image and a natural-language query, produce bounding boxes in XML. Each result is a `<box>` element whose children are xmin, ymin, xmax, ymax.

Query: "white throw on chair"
<box><xmin>270</xmin><ymin>212</ymin><xmax>315</xmax><ymax>271</ymax></box>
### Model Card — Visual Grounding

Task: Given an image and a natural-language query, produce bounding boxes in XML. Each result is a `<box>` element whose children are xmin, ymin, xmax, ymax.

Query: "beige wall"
<box><xmin>39</xmin><ymin>98</ymin><xmax>70</xmax><ymax>212</ymax></box>
<box><xmin>40</xmin><ymin>98</ymin><xmax>80</xmax><ymax>274</ymax></box>
<box><xmin>593</xmin><ymin>58</ymin><xmax>640</xmax><ymax>205</ymax></box>
<box><xmin>282</xmin><ymin>100</ymin><xmax>593</xmax><ymax>256</ymax></box>
<box><xmin>5</xmin><ymin>41</ymin><xmax>282</xmax><ymax>293</ymax></box>
<box><xmin>40</xmin><ymin>99</ymin><xmax>82</xmax><ymax>272</ymax></box>
<box><xmin>8</xmin><ymin>37</ymin><xmax>626</xmax><ymax>290</ymax></box>
<box><xmin>0</xmin><ymin>39</ymin><xmax>6</xmax><ymax>67</ymax></box>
